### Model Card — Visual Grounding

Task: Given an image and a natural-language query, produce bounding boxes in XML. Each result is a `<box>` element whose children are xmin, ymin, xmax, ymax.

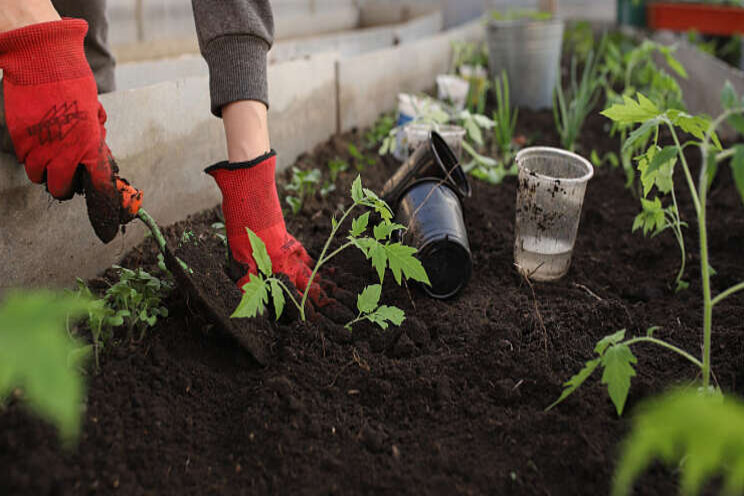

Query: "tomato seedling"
<box><xmin>232</xmin><ymin>175</ymin><xmax>430</xmax><ymax>326</ymax></box>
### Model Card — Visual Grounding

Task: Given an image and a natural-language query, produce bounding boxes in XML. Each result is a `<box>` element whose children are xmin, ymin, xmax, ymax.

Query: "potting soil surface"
<box><xmin>2</xmin><ymin>109</ymin><xmax>744</xmax><ymax>495</ymax></box>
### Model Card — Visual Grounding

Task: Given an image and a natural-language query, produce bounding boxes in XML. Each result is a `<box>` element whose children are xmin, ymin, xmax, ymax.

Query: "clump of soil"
<box><xmin>1</xmin><ymin>109</ymin><xmax>743</xmax><ymax>495</ymax></box>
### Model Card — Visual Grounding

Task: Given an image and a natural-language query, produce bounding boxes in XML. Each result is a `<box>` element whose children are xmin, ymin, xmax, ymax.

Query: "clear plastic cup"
<box><xmin>405</xmin><ymin>124</ymin><xmax>466</xmax><ymax>160</ymax></box>
<box><xmin>436</xmin><ymin>75</ymin><xmax>470</xmax><ymax>111</ymax></box>
<box><xmin>513</xmin><ymin>147</ymin><xmax>594</xmax><ymax>281</ymax></box>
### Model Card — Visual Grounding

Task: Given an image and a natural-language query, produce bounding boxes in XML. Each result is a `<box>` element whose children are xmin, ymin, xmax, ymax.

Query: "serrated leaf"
<box><xmin>601</xmin><ymin>343</ymin><xmax>637</xmax><ymax>415</ymax></box>
<box><xmin>357</xmin><ymin>284</ymin><xmax>382</xmax><ymax>314</ymax></box>
<box><xmin>349</xmin><ymin>236</ymin><xmax>376</xmax><ymax>257</ymax></box>
<box><xmin>645</xmin><ymin>145</ymin><xmax>678</xmax><ymax>177</ymax></box>
<box><xmin>246</xmin><ymin>228</ymin><xmax>272</xmax><ymax>276</ymax></box>
<box><xmin>731</xmin><ymin>145</ymin><xmax>744</xmax><ymax>206</ymax></box>
<box><xmin>374</xmin><ymin>305</ymin><xmax>405</xmax><ymax>326</ymax></box>
<box><xmin>351</xmin><ymin>175</ymin><xmax>363</xmax><ymax>203</ymax></box>
<box><xmin>231</xmin><ymin>274</ymin><xmax>269</xmax><ymax>318</ymax></box>
<box><xmin>635</xmin><ymin>197</ymin><xmax>666</xmax><ymax>236</ymax></box>
<box><xmin>595</xmin><ymin>329</ymin><xmax>627</xmax><ymax>355</ymax></box>
<box><xmin>546</xmin><ymin>358</ymin><xmax>601</xmax><ymax>411</ymax></box>
<box><xmin>269</xmin><ymin>279</ymin><xmax>285</xmax><ymax>320</ymax></box>
<box><xmin>373</xmin><ymin>222</ymin><xmax>405</xmax><ymax>241</ymax></box>
<box><xmin>384</xmin><ymin>243</ymin><xmax>430</xmax><ymax>285</ymax></box>
<box><xmin>350</xmin><ymin>212</ymin><xmax>370</xmax><ymax>237</ymax></box>
<box><xmin>602</xmin><ymin>93</ymin><xmax>661</xmax><ymax>125</ymax></box>
<box><xmin>369</xmin><ymin>241</ymin><xmax>388</xmax><ymax>283</ymax></box>
<box><xmin>612</xmin><ymin>390</ymin><xmax>744</xmax><ymax>496</ymax></box>
<box><xmin>623</xmin><ymin>118</ymin><xmax>659</xmax><ymax>153</ymax></box>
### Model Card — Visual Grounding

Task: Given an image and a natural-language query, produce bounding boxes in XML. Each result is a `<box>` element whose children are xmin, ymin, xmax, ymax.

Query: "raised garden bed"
<box><xmin>2</xmin><ymin>99</ymin><xmax>744</xmax><ymax>494</ymax></box>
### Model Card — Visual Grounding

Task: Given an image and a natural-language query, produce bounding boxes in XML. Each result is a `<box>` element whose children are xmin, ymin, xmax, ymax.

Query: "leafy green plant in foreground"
<box><xmin>613</xmin><ymin>389</ymin><xmax>744</xmax><ymax>496</ymax></box>
<box><xmin>549</xmin><ymin>85</ymin><xmax>744</xmax><ymax>417</ymax></box>
<box><xmin>232</xmin><ymin>175</ymin><xmax>430</xmax><ymax>326</ymax></box>
<box><xmin>345</xmin><ymin>284</ymin><xmax>405</xmax><ymax>331</ymax></box>
<box><xmin>1</xmin><ymin>291</ymin><xmax>92</xmax><ymax>444</ymax></box>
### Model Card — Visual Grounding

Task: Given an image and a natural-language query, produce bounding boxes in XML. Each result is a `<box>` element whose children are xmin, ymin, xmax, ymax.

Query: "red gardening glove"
<box><xmin>206</xmin><ymin>152</ymin><xmax>353</xmax><ymax>321</ymax></box>
<box><xmin>0</xmin><ymin>19</ymin><xmax>128</xmax><ymax>242</ymax></box>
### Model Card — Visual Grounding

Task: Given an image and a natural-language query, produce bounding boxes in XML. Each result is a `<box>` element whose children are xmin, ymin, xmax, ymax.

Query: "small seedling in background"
<box><xmin>348</xmin><ymin>143</ymin><xmax>375</xmax><ymax>171</ymax></box>
<box><xmin>211</xmin><ymin>221</ymin><xmax>229</xmax><ymax>262</ymax></box>
<box><xmin>180</xmin><ymin>229</ymin><xmax>197</xmax><ymax>247</ymax></box>
<box><xmin>328</xmin><ymin>158</ymin><xmax>349</xmax><ymax>183</ymax></box>
<box><xmin>549</xmin><ymin>86</ymin><xmax>744</xmax><ymax>424</ymax></box>
<box><xmin>233</xmin><ymin>175</ymin><xmax>429</xmax><ymax>325</ymax></box>
<box><xmin>285</xmin><ymin>166</ymin><xmax>321</xmax><ymax>214</ymax></box>
<box><xmin>345</xmin><ymin>284</ymin><xmax>405</xmax><ymax>331</ymax></box>
<box><xmin>364</xmin><ymin>114</ymin><xmax>395</xmax><ymax>150</ymax></box>
<box><xmin>107</xmin><ymin>266</ymin><xmax>171</xmax><ymax>342</ymax></box>
<box><xmin>554</xmin><ymin>41</ymin><xmax>606</xmax><ymax>152</ymax></box>
<box><xmin>67</xmin><ymin>278</ymin><xmax>127</xmax><ymax>372</ymax></box>
<box><xmin>0</xmin><ymin>290</ymin><xmax>93</xmax><ymax>445</ymax></box>
<box><xmin>590</xmin><ymin>149</ymin><xmax>619</xmax><ymax>168</ymax></box>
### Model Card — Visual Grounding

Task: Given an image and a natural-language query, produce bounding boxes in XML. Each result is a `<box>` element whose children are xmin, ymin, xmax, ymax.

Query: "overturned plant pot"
<box><xmin>395</xmin><ymin>179</ymin><xmax>472</xmax><ymax>300</ymax></box>
<box><xmin>486</xmin><ymin>15</ymin><xmax>564</xmax><ymax>110</ymax></box>
<box><xmin>380</xmin><ymin>131</ymin><xmax>471</xmax><ymax>207</ymax></box>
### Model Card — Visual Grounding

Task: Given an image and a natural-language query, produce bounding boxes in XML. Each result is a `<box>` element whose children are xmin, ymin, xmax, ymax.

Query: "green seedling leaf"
<box><xmin>721</xmin><ymin>80</ymin><xmax>739</xmax><ymax>110</ymax></box>
<box><xmin>546</xmin><ymin>358</ymin><xmax>601</xmax><ymax>411</ymax></box>
<box><xmin>269</xmin><ymin>279</ymin><xmax>285</xmax><ymax>320</ymax></box>
<box><xmin>675</xmin><ymin>279</ymin><xmax>690</xmax><ymax>293</ymax></box>
<box><xmin>351</xmin><ymin>175</ymin><xmax>363</xmax><ymax>203</ymax></box>
<box><xmin>595</xmin><ymin>329</ymin><xmax>627</xmax><ymax>355</ymax></box>
<box><xmin>373</xmin><ymin>222</ymin><xmax>405</xmax><ymax>241</ymax></box>
<box><xmin>646</xmin><ymin>326</ymin><xmax>660</xmax><ymax>337</ymax></box>
<box><xmin>350</xmin><ymin>212</ymin><xmax>370</xmax><ymax>237</ymax></box>
<box><xmin>246</xmin><ymin>228</ymin><xmax>272</xmax><ymax>276</ymax></box>
<box><xmin>369</xmin><ymin>241</ymin><xmax>388</xmax><ymax>283</ymax></box>
<box><xmin>366</xmin><ymin>305</ymin><xmax>406</xmax><ymax>330</ymax></box>
<box><xmin>645</xmin><ymin>145</ymin><xmax>678</xmax><ymax>178</ymax></box>
<box><xmin>633</xmin><ymin>197</ymin><xmax>666</xmax><ymax>236</ymax></box>
<box><xmin>612</xmin><ymin>390</ymin><xmax>744</xmax><ymax>496</ymax></box>
<box><xmin>731</xmin><ymin>145</ymin><xmax>744</xmax><ymax>206</ymax></box>
<box><xmin>602</xmin><ymin>93</ymin><xmax>661</xmax><ymax>125</ymax></box>
<box><xmin>384</xmin><ymin>243</ymin><xmax>430</xmax><ymax>286</ymax></box>
<box><xmin>601</xmin><ymin>343</ymin><xmax>637</xmax><ymax>415</ymax></box>
<box><xmin>0</xmin><ymin>291</ymin><xmax>91</xmax><ymax>444</ymax></box>
<box><xmin>232</xmin><ymin>274</ymin><xmax>269</xmax><ymax>318</ymax></box>
<box><xmin>623</xmin><ymin>118</ymin><xmax>660</xmax><ymax>153</ymax></box>
<box><xmin>357</xmin><ymin>284</ymin><xmax>382</xmax><ymax>314</ymax></box>
<box><xmin>663</xmin><ymin>51</ymin><xmax>687</xmax><ymax>79</ymax></box>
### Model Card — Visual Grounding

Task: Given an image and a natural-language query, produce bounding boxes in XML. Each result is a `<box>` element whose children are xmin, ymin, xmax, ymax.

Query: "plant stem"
<box><xmin>624</xmin><ymin>336</ymin><xmax>703</xmax><ymax>369</ymax></box>
<box><xmin>137</xmin><ymin>208</ymin><xmax>167</xmax><ymax>253</ymax></box>
<box><xmin>272</xmin><ymin>278</ymin><xmax>303</xmax><ymax>315</ymax></box>
<box><xmin>299</xmin><ymin>204</ymin><xmax>358</xmax><ymax>320</ymax></box>
<box><xmin>712</xmin><ymin>281</ymin><xmax>744</xmax><ymax>307</ymax></box>
<box><xmin>666</xmin><ymin>122</ymin><xmax>702</xmax><ymax>216</ymax></box>
<box><xmin>325</xmin><ymin>241</ymin><xmax>354</xmax><ymax>262</ymax></box>
<box><xmin>668</xmin><ymin>187</ymin><xmax>686</xmax><ymax>288</ymax></box>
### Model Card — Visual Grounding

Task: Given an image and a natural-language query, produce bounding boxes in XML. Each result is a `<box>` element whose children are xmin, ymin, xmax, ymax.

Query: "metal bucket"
<box><xmin>395</xmin><ymin>180</ymin><xmax>472</xmax><ymax>299</ymax></box>
<box><xmin>486</xmin><ymin>18</ymin><xmax>565</xmax><ymax>110</ymax></box>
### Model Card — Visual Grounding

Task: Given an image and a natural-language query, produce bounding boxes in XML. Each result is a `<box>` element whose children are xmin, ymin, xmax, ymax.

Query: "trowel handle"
<box><xmin>115</xmin><ymin>176</ymin><xmax>143</xmax><ymax>216</ymax></box>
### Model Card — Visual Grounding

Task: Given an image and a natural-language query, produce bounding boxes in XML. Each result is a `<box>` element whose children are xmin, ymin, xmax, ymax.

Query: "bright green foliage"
<box><xmin>0</xmin><ymin>291</ymin><xmax>92</xmax><ymax>443</ymax></box>
<box><xmin>591</xmin><ymin>150</ymin><xmax>620</xmax><ymax>168</ymax></box>
<box><xmin>345</xmin><ymin>284</ymin><xmax>405</xmax><ymax>331</ymax></box>
<box><xmin>364</xmin><ymin>114</ymin><xmax>395</xmax><ymax>150</ymax></box>
<box><xmin>67</xmin><ymin>279</ymin><xmax>126</xmax><ymax>371</ymax></box>
<box><xmin>547</xmin><ymin>329</ymin><xmax>638</xmax><ymax>415</ymax></box>
<box><xmin>450</xmin><ymin>40</ymin><xmax>488</xmax><ymax>73</ymax></box>
<box><xmin>348</xmin><ymin>143</ymin><xmax>376</xmax><ymax>171</ymax></box>
<box><xmin>180</xmin><ymin>229</ymin><xmax>197</xmax><ymax>246</ymax></box>
<box><xmin>233</xmin><ymin>176</ymin><xmax>428</xmax><ymax>325</ymax></box>
<box><xmin>602</xmin><ymin>93</ymin><xmax>661</xmax><ymax>125</ymax></box>
<box><xmin>554</xmin><ymin>41</ymin><xmax>606</xmax><ymax>151</ymax></box>
<box><xmin>107</xmin><ymin>266</ymin><xmax>171</xmax><ymax>341</ymax></box>
<box><xmin>613</xmin><ymin>390</ymin><xmax>744</xmax><ymax>496</ymax></box>
<box><xmin>632</xmin><ymin>197</ymin><xmax>666</xmax><ymax>236</ymax></box>
<box><xmin>285</xmin><ymin>167</ymin><xmax>321</xmax><ymax>215</ymax></box>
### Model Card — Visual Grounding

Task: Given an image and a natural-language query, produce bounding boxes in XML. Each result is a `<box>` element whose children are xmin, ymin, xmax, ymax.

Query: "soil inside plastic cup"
<box><xmin>513</xmin><ymin>147</ymin><xmax>594</xmax><ymax>281</ymax></box>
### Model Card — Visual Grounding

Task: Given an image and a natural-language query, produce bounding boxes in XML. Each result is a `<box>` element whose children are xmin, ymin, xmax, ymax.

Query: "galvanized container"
<box><xmin>486</xmin><ymin>18</ymin><xmax>565</xmax><ymax>110</ymax></box>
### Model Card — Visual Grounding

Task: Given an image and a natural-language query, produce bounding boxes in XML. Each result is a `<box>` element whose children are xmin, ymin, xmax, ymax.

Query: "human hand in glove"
<box><xmin>206</xmin><ymin>151</ymin><xmax>355</xmax><ymax>323</ymax></box>
<box><xmin>0</xmin><ymin>19</ymin><xmax>136</xmax><ymax>242</ymax></box>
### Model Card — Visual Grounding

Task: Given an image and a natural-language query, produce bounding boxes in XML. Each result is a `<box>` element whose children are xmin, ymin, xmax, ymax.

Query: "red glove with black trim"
<box><xmin>206</xmin><ymin>151</ymin><xmax>354</xmax><ymax>322</ymax></box>
<box><xmin>0</xmin><ymin>19</ymin><xmax>132</xmax><ymax>242</ymax></box>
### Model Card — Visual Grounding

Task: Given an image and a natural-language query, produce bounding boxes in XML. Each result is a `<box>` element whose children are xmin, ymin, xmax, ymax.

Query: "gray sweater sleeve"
<box><xmin>191</xmin><ymin>0</ymin><xmax>274</xmax><ymax>116</ymax></box>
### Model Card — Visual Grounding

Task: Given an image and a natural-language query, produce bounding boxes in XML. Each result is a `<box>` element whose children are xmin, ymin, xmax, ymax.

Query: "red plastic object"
<box><xmin>647</xmin><ymin>3</ymin><xmax>744</xmax><ymax>36</ymax></box>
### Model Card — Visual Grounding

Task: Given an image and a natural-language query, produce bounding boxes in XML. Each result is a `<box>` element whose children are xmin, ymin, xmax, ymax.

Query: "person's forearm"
<box><xmin>222</xmin><ymin>100</ymin><xmax>270</xmax><ymax>162</ymax></box>
<box><xmin>0</xmin><ymin>1</ymin><xmax>61</xmax><ymax>33</ymax></box>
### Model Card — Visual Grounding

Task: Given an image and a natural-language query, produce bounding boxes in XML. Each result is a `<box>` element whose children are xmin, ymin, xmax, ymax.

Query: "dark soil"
<box><xmin>2</xmin><ymin>108</ymin><xmax>744</xmax><ymax>496</ymax></box>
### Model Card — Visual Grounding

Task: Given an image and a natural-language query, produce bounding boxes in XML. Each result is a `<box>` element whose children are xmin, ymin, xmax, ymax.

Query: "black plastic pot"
<box><xmin>395</xmin><ymin>179</ymin><xmax>472</xmax><ymax>299</ymax></box>
<box><xmin>381</xmin><ymin>131</ymin><xmax>471</xmax><ymax>207</ymax></box>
